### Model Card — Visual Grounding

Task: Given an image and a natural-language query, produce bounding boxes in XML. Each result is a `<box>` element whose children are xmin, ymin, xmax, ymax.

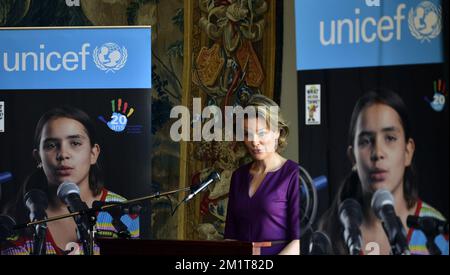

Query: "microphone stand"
<box><xmin>13</xmin><ymin>186</ymin><xmax>192</xmax><ymax>255</ymax></box>
<box><xmin>32</xmin><ymin>223</ymin><xmax>47</xmax><ymax>255</ymax></box>
<box><xmin>75</xmin><ymin>212</ymin><xmax>96</xmax><ymax>256</ymax></box>
<box><xmin>381</xmin><ymin>218</ymin><xmax>410</xmax><ymax>255</ymax></box>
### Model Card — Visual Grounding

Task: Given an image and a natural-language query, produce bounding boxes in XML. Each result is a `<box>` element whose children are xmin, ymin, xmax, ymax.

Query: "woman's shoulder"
<box><xmin>232</xmin><ymin>159</ymin><xmax>299</xmax><ymax>176</ymax></box>
<box><xmin>410</xmin><ymin>200</ymin><xmax>448</xmax><ymax>255</ymax></box>
<box><xmin>282</xmin><ymin>159</ymin><xmax>299</xmax><ymax>174</ymax></box>
<box><xmin>417</xmin><ymin>200</ymin><xmax>447</xmax><ymax>221</ymax></box>
<box><xmin>100</xmin><ymin>188</ymin><xmax>128</xmax><ymax>203</ymax></box>
<box><xmin>233</xmin><ymin>161</ymin><xmax>253</xmax><ymax>175</ymax></box>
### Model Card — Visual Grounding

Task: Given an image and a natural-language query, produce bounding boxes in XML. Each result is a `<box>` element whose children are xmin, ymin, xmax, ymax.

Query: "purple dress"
<box><xmin>224</xmin><ymin>160</ymin><xmax>300</xmax><ymax>255</ymax></box>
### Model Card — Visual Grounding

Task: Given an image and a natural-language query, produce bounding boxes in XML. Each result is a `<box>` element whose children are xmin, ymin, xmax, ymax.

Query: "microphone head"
<box><xmin>308</xmin><ymin>231</ymin><xmax>332</xmax><ymax>255</ymax></box>
<box><xmin>371</xmin><ymin>189</ymin><xmax>394</xmax><ymax>220</ymax></box>
<box><xmin>0</xmin><ymin>215</ymin><xmax>17</xmax><ymax>241</ymax></box>
<box><xmin>23</xmin><ymin>189</ymin><xmax>49</xmax><ymax>209</ymax></box>
<box><xmin>196</xmin><ymin>171</ymin><xmax>221</xmax><ymax>189</ymax></box>
<box><xmin>186</xmin><ymin>171</ymin><xmax>221</xmax><ymax>202</ymax></box>
<box><xmin>339</xmin><ymin>198</ymin><xmax>363</xmax><ymax>226</ymax></box>
<box><xmin>57</xmin><ymin>182</ymin><xmax>80</xmax><ymax>202</ymax></box>
<box><xmin>23</xmin><ymin>189</ymin><xmax>49</xmax><ymax>221</ymax></box>
<box><xmin>209</xmin><ymin>171</ymin><xmax>221</xmax><ymax>182</ymax></box>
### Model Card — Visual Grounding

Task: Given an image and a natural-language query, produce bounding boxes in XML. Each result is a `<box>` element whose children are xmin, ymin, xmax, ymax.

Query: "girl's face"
<box><xmin>350</xmin><ymin>103</ymin><xmax>415</xmax><ymax>195</ymax></box>
<box><xmin>244</xmin><ymin>117</ymin><xmax>280</xmax><ymax>161</ymax></box>
<box><xmin>34</xmin><ymin>117</ymin><xmax>100</xmax><ymax>187</ymax></box>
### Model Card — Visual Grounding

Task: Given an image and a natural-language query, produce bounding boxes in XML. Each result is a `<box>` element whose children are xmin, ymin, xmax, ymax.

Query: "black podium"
<box><xmin>96</xmin><ymin>238</ymin><xmax>273</xmax><ymax>255</ymax></box>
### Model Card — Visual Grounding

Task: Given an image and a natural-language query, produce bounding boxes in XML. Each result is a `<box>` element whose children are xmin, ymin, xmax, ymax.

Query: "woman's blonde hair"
<box><xmin>243</xmin><ymin>94</ymin><xmax>289</xmax><ymax>152</ymax></box>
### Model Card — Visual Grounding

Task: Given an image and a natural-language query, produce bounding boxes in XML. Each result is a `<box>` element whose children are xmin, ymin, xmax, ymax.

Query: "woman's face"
<box><xmin>350</xmin><ymin>103</ymin><xmax>414</xmax><ymax>195</ymax></box>
<box><xmin>35</xmin><ymin>117</ymin><xmax>100</xmax><ymax>187</ymax></box>
<box><xmin>243</xmin><ymin>117</ymin><xmax>280</xmax><ymax>161</ymax></box>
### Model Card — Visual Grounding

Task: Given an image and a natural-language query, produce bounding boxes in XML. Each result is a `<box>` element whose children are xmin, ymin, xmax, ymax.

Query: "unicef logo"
<box><xmin>408</xmin><ymin>1</ymin><xmax>442</xmax><ymax>42</ymax></box>
<box><xmin>93</xmin><ymin>42</ymin><xmax>128</xmax><ymax>73</ymax></box>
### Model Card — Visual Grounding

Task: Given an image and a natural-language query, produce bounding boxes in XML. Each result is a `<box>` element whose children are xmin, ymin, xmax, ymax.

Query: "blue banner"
<box><xmin>0</xmin><ymin>27</ymin><xmax>151</xmax><ymax>89</ymax></box>
<box><xmin>295</xmin><ymin>0</ymin><xmax>443</xmax><ymax>70</ymax></box>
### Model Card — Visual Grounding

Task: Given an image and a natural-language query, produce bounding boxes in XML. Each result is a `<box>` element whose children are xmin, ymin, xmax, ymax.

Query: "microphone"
<box><xmin>407</xmin><ymin>215</ymin><xmax>449</xmax><ymax>236</ymax></box>
<box><xmin>0</xmin><ymin>215</ymin><xmax>17</xmax><ymax>242</ymax></box>
<box><xmin>301</xmin><ymin>175</ymin><xmax>327</xmax><ymax>199</ymax></box>
<box><xmin>308</xmin><ymin>231</ymin><xmax>333</xmax><ymax>255</ymax></box>
<box><xmin>57</xmin><ymin>182</ymin><xmax>89</xmax><ymax>214</ymax></box>
<box><xmin>371</xmin><ymin>189</ymin><xmax>410</xmax><ymax>255</ymax></box>
<box><xmin>57</xmin><ymin>182</ymin><xmax>94</xmax><ymax>254</ymax></box>
<box><xmin>24</xmin><ymin>189</ymin><xmax>48</xmax><ymax>223</ymax></box>
<box><xmin>339</xmin><ymin>199</ymin><xmax>363</xmax><ymax>255</ymax></box>
<box><xmin>23</xmin><ymin>189</ymin><xmax>48</xmax><ymax>255</ymax></box>
<box><xmin>185</xmin><ymin>171</ymin><xmax>221</xmax><ymax>202</ymax></box>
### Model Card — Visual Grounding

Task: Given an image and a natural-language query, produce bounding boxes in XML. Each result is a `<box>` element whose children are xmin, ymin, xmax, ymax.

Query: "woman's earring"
<box><xmin>37</xmin><ymin>162</ymin><xmax>43</xmax><ymax>169</ymax></box>
<box><xmin>352</xmin><ymin>165</ymin><xmax>357</xmax><ymax>172</ymax></box>
<box><xmin>274</xmin><ymin>139</ymin><xmax>279</xmax><ymax>151</ymax></box>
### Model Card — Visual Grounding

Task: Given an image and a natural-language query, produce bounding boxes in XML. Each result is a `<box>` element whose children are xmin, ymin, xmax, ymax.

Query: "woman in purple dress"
<box><xmin>224</xmin><ymin>95</ymin><xmax>300</xmax><ymax>255</ymax></box>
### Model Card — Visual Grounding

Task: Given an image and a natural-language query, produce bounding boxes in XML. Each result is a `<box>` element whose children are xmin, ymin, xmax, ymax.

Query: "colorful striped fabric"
<box><xmin>0</xmin><ymin>188</ymin><xmax>139</xmax><ymax>255</ymax></box>
<box><xmin>407</xmin><ymin>200</ymin><xmax>449</xmax><ymax>255</ymax></box>
<box><xmin>96</xmin><ymin>190</ymin><xmax>140</xmax><ymax>239</ymax></box>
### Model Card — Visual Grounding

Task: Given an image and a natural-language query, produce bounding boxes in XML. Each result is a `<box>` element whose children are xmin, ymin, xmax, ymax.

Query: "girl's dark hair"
<box><xmin>318</xmin><ymin>89</ymin><xmax>418</xmax><ymax>254</ymax></box>
<box><xmin>4</xmin><ymin>106</ymin><xmax>104</xmax><ymax>225</ymax></box>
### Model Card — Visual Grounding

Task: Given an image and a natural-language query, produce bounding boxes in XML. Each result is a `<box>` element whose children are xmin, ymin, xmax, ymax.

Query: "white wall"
<box><xmin>280</xmin><ymin>0</ymin><xmax>299</xmax><ymax>163</ymax></box>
